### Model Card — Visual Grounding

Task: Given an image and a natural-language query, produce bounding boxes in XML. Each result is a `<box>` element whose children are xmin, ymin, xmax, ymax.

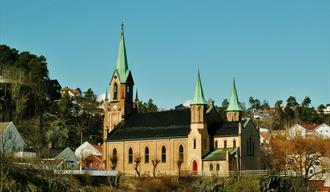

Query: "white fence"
<box><xmin>120</xmin><ymin>170</ymin><xmax>270</xmax><ymax>177</ymax></box>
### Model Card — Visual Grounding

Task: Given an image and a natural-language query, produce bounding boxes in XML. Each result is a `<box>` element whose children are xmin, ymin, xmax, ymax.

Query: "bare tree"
<box><xmin>176</xmin><ymin>159</ymin><xmax>183</xmax><ymax>179</ymax></box>
<box><xmin>110</xmin><ymin>155</ymin><xmax>118</xmax><ymax>170</ymax></box>
<box><xmin>134</xmin><ymin>157</ymin><xmax>141</xmax><ymax>178</ymax></box>
<box><xmin>0</xmin><ymin>133</ymin><xmax>9</xmax><ymax>192</ymax></box>
<box><xmin>268</xmin><ymin>134</ymin><xmax>330</xmax><ymax>180</ymax></box>
<box><xmin>151</xmin><ymin>159</ymin><xmax>160</xmax><ymax>178</ymax></box>
<box><xmin>108</xmin><ymin>172</ymin><xmax>122</xmax><ymax>188</ymax></box>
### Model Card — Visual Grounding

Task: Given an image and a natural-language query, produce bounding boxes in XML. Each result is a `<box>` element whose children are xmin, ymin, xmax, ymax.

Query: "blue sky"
<box><xmin>1</xmin><ymin>0</ymin><xmax>329</xmax><ymax>109</ymax></box>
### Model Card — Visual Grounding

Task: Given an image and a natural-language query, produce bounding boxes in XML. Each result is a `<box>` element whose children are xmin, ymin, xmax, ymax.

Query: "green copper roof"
<box><xmin>226</xmin><ymin>79</ymin><xmax>243</xmax><ymax>111</ymax></box>
<box><xmin>191</xmin><ymin>70</ymin><xmax>207</xmax><ymax>105</ymax></box>
<box><xmin>203</xmin><ymin>148</ymin><xmax>237</xmax><ymax>161</ymax></box>
<box><xmin>115</xmin><ymin>27</ymin><xmax>130</xmax><ymax>83</ymax></box>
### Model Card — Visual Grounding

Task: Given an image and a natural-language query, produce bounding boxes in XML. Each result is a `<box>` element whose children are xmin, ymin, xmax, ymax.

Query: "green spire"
<box><xmin>226</xmin><ymin>79</ymin><xmax>243</xmax><ymax>111</ymax></box>
<box><xmin>115</xmin><ymin>21</ymin><xmax>129</xmax><ymax>83</ymax></box>
<box><xmin>191</xmin><ymin>70</ymin><xmax>207</xmax><ymax>105</ymax></box>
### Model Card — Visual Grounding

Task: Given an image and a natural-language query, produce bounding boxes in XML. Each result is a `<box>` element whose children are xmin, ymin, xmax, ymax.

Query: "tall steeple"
<box><xmin>188</xmin><ymin>70</ymin><xmax>210</xmax><ymax>167</ymax></box>
<box><xmin>226</xmin><ymin>79</ymin><xmax>243</xmax><ymax>121</ymax></box>
<box><xmin>105</xmin><ymin>21</ymin><xmax>135</xmax><ymax>133</ymax></box>
<box><xmin>191</xmin><ymin>70</ymin><xmax>207</xmax><ymax>105</ymax></box>
<box><xmin>115</xmin><ymin>20</ymin><xmax>129</xmax><ymax>83</ymax></box>
<box><xmin>226</xmin><ymin>79</ymin><xmax>243</xmax><ymax>111</ymax></box>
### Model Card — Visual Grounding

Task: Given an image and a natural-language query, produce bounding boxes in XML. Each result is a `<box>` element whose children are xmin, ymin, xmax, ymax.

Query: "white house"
<box><xmin>288</xmin><ymin>124</ymin><xmax>318</xmax><ymax>138</ymax></box>
<box><xmin>0</xmin><ymin>122</ymin><xmax>25</xmax><ymax>152</ymax></box>
<box><xmin>314</xmin><ymin>123</ymin><xmax>330</xmax><ymax>138</ymax></box>
<box><xmin>75</xmin><ymin>141</ymin><xmax>102</xmax><ymax>160</ymax></box>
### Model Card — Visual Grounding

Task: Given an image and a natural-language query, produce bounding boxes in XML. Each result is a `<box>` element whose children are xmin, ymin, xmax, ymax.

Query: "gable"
<box><xmin>0</xmin><ymin>122</ymin><xmax>25</xmax><ymax>151</ymax></box>
<box><xmin>242</xmin><ymin>119</ymin><xmax>259</xmax><ymax>138</ymax></box>
<box><xmin>57</xmin><ymin>147</ymin><xmax>78</xmax><ymax>162</ymax></box>
<box><xmin>75</xmin><ymin>142</ymin><xmax>102</xmax><ymax>158</ymax></box>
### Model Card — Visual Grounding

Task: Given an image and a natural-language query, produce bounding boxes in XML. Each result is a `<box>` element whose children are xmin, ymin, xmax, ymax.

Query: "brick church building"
<box><xmin>102</xmin><ymin>24</ymin><xmax>260</xmax><ymax>175</ymax></box>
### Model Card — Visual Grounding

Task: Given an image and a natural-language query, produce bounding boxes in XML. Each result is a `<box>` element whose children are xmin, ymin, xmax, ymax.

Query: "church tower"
<box><xmin>188</xmin><ymin>70</ymin><xmax>209</xmax><ymax>173</ymax></box>
<box><xmin>103</xmin><ymin>22</ymin><xmax>135</xmax><ymax>140</ymax></box>
<box><xmin>226</xmin><ymin>79</ymin><xmax>243</xmax><ymax>122</ymax></box>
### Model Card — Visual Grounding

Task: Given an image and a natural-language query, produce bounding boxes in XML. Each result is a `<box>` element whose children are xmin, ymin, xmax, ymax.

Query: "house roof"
<box><xmin>86</xmin><ymin>154</ymin><xmax>102</xmax><ymax>163</ymax></box>
<box><xmin>107</xmin><ymin>109</ymin><xmax>191</xmax><ymax>141</ymax></box>
<box><xmin>61</xmin><ymin>87</ymin><xmax>81</xmax><ymax>95</ymax></box>
<box><xmin>0</xmin><ymin>122</ymin><xmax>10</xmax><ymax>134</ymax></box>
<box><xmin>301</xmin><ymin>124</ymin><xmax>318</xmax><ymax>131</ymax></box>
<box><xmin>92</xmin><ymin>145</ymin><xmax>102</xmax><ymax>153</ymax></box>
<box><xmin>203</xmin><ymin>148</ymin><xmax>237</xmax><ymax>161</ymax></box>
<box><xmin>191</xmin><ymin>70</ymin><xmax>207</xmax><ymax>105</ymax></box>
<box><xmin>56</xmin><ymin>147</ymin><xmax>78</xmax><ymax>161</ymax></box>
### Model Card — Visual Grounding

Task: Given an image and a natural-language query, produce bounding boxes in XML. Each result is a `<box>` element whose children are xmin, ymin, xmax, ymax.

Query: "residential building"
<box><xmin>42</xmin><ymin>147</ymin><xmax>79</xmax><ymax>170</ymax></box>
<box><xmin>0</xmin><ymin>122</ymin><xmax>25</xmax><ymax>152</ymax></box>
<box><xmin>288</xmin><ymin>123</ymin><xmax>330</xmax><ymax>138</ymax></box>
<box><xmin>43</xmin><ymin>79</ymin><xmax>62</xmax><ymax>100</ymax></box>
<box><xmin>315</xmin><ymin>123</ymin><xmax>330</xmax><ymax>138</ymax></box>
<box><xmin>60</xmin><ymin>86</ymin><xmax>82</xmax><ymax>97</ymax></box>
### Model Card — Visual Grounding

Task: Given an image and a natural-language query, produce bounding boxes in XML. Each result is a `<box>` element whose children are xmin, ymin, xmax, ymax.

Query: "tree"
<box><xmin>176</xmin><ymin>159</ymin><xmax>183</xmax><ymax>179</ymax></box>
<box><xmin>134</xmin><ymin>157</ymin><xmax>141</xmax><ymax>178</ymax></box>
<box><xmin>267</xmin><ymin>134</ymin><xmax>330</xmax><ymax>180</ymax></box>
<box><xmin>317</xmin><ymin>104</ymin><xmax>326</xmax><ymax>112</ymax></box>
<box><xmin>286</xmin><ymin>96</ymin><xmax>298</xmax><ymax>108</ymax></box>
<box><xmin>152</xmin><ymin>159</ymin><xmax>160</xmax><ymax>178</ymax></box>
<box><xmin>261</xmin><ymin>100</ymin><xmax>270</xmax><ymax>110</ymax></box>
<box><xmin>302</xmin><ymin>96</ymin><xmax>311</xmax><ymax>108</ymax></box>
<box><xmin>139</xmin><ymin>99</ymin><xmax>158</xmax><ymax>113</ymax></box>
<box><xmin>110</xmin><ymin>155</ymin><xmax>118</xmax><ymax>170</ymax></box>
<box><xmin>248</xmin><ymin>97</ymin><xmax>261</xmax><ymax>111</ymax></box>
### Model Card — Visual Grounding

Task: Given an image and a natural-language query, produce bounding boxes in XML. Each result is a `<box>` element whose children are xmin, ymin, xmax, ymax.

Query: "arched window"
<box><xmin>216</xmin><ymin>164</ymin><xmax>220</xmax><ymax>171</ymax></box>
<box><xmin>224</xmin><ymin>140</ymin><xmax>227</xmax><ymax>149</ymax></box>
<box><xmin>126</xmin><ymin>85</ymin><xmax>130</xmax><ymax>94</ymax></box>
<box><xmin>193</xmin><ymin>139</ymin><xmax>196</xmax><ymax>149</ymax></box>
<box><xmin>210</xmin><ymin>164</ymin><xmax>213</xmax><ymax>171</ymax></box>
<box><xmin>128</xmin><ymin>147</ymin><xmax>133</xmax><ymax>164</ymax></box>
<box><xmin>233</xmin><ymin>140</ymin><xmax>236</xmax><ymax>148</ymax></box>
<box><xmin>179</xmin><ymin>145</ymin><xmax>184</xmax><ymax>161</ymax></box>
<box><xmin>203</xmin><ymin>139</ymin><xmax>206</xmax><ymax>149</ymax></box>
<box><xmin>215</xmin><ymin>141</ymin><xmax>218</xmax><ymax>149</ymax></box>
<box><xmin>113</xmin><ymin>148</ymin><xmax>117</xmax><ymax>159</ymax></box>
<box><xmin>161</xmin><ymin>146</ymin><xmax>166</xmax><ymax>163</ymax></box>
<box><xmin>144</xmin><ymin>147</ymin><xmax>149</xmax><ymax>163</ymax></box>
<box><xmin>113</xmin><ymin>83</ymin><xmax>118</xmax><ymax>100</ymax></box>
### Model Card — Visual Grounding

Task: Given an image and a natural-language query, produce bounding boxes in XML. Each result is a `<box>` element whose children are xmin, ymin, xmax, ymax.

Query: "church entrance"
<box><xmin>192</xmin><ymin>160</ymin><xmax>198</xmax><ymax>175</ymax></box>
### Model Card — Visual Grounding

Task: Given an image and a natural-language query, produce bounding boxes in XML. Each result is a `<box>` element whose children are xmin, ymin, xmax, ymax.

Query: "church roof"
<box><xmin>226</xmin><ymin>80</ymin><xmax>243</xmax><ymax>111</ymax></box>
<box><xmin>191</xmin><ymin>70</ymin><xmax>207</xmax><ymax>105</ymax></box>
<box><xmin>213</xmin><ymin>121</ymin><xmax>246</xmax><ymax>136</ymax></box>
<box><xmin>107</xmin><ymin>109</ymin><xmax>191</xmax><ymax>141</ymax></box>
<box><xmin>203</xmin><ymin>148</ymin><xmax>237</xmax><ymax>161</ymax></box>
<box><xmin>115</xmin><ymin>24</ymin><xmax>131</xmax><ymax>83</ymax></box>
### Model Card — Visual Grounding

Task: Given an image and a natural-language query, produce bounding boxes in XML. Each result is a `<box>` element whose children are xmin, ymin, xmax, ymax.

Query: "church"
<box><xmin>102</xmin><ymin>24</ymin><xmax>260</xmax><ymax>176</ymax></box>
